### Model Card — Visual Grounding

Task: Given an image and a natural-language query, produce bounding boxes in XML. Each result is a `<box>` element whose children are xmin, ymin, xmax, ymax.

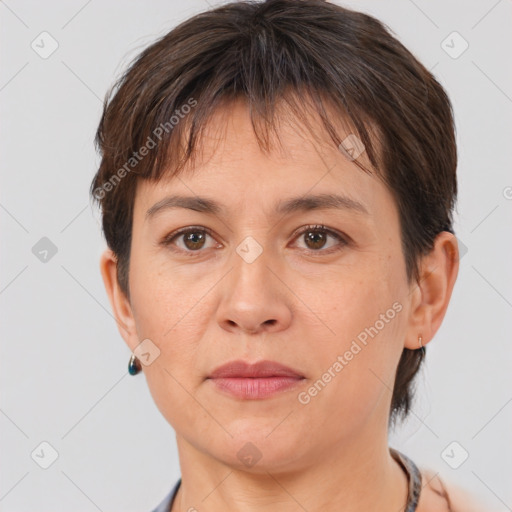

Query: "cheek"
<box><xmin>128</xmin><ymin>243</ymin><xmax>249</xmax><ymax>426</ymax></box>
<box><xmin>303</xmin><ymin>245</ymin><xmax>407</xmax><ymax>348</ymax></box>
<box><xmin>294</xmin><ymin>248</ymin><xmax>408</xmax><ymax>418</ymax></box>
<box><xmin>292</xmin><ymin>303</ymin><xmax>406</xmax><ymax>447</ymax></box>
<box><xmin>129</xmin><ymin>242</ymin><xmax>211</xmax><ymax>338</ymax></box>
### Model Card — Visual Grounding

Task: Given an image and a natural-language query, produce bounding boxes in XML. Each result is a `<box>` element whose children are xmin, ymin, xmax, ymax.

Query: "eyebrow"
<box><xmin>145</xmin><ymin>193</ymin><xmax>369</xmax><ymax>220</ymax></box>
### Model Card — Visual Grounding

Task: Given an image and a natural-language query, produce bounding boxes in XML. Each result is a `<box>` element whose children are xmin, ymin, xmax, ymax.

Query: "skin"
<box><xmin>100</xmin><ymin>97</ymin><xmax>459</xmax><ymax>511</ymax></box>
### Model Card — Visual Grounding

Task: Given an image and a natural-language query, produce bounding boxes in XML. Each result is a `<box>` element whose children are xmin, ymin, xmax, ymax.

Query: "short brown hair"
<box><xmin>90</xmin><ymin>0</ymin><xmax>457</xmax><ymax>422</ymax></box>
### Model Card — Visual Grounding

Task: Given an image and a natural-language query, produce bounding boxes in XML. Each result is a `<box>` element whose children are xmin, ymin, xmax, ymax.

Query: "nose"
<box><xmin>215</xmin><ymin>243</ymin><xmax>293</xmax><ymax>335</ymax></box>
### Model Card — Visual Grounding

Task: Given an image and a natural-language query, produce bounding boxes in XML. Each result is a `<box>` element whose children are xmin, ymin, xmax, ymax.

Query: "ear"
<box><xmin>99</xmin><ymin>248</ymin><xmax>139</xmax><ymax>351</ymax></box>
<box><xmin>404</xmin><ymin>231</ymin><xmax>460</xmax><ymax>350</ymax></box>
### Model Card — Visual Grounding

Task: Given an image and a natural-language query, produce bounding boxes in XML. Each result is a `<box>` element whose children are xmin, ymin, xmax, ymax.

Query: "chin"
<box><xmin>206</xmin><ymin>426</ymin><xmax>308</xmax><ymax>472</ymax></box>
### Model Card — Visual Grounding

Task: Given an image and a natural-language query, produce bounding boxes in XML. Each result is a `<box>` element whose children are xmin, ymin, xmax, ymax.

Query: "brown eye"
<box><xmin>161</xmin><ymin>227</ymin><xmax>218</xmax><ymax>254</ymax></box>
<box><xmin>303</xmin><ymin>229</ymin><xmax>328</xmax><ymax>250</ymax></box>
<box><xmin>293</xmin><ymin>225</ymin><xmax>348</xmax><ymax>254</ymax></box>
<box><xmin>181</xmin><ymin>231</ymin><xmax>207</xmax><ymax>250</ymax></box>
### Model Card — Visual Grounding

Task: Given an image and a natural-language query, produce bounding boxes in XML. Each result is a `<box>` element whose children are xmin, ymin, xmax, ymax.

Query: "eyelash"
<box><xmin>160</xmin><ymin>224</ymin><xmax>349</xmax><ymax>257</ymax></box>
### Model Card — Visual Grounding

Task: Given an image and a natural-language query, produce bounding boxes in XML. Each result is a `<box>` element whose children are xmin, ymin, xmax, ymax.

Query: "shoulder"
<box><xmin>417</xmin><ymin>469</ymin><xmax>490</xmax><ymax>512</ymax></box>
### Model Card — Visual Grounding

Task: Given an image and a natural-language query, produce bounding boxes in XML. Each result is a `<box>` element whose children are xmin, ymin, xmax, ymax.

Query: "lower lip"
<box><xmin>208</xmin><ymin>376</ymin><xmax>304</xmax><ymax>399</ymax></box>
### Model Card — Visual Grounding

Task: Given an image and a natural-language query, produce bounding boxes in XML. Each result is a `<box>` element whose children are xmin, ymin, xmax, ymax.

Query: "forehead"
<box><xmin>133</xmin><ymin>97</ymin><xmax>393</xmax><ymax>223</ymax></box>
<box><xmin>177</xmin><ymin>96</ymin><xmax>374</xmax><ymax>173</ymax></box>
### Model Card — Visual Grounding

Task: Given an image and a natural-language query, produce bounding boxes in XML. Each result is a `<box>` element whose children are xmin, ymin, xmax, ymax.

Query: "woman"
<box><xmin>90</xmin><ymin>0</ymin><xmax>484</xmax><ymax>510</ymax></box>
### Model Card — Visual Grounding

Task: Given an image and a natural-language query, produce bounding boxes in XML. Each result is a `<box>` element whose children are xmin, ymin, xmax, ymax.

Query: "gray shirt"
<box><xmin>150</xmin><ymin>479</ymin><xmax>181</xmax><ymax>512</ymax></box>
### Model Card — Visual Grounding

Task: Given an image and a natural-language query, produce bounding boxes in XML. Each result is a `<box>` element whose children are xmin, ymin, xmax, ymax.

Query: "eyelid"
<box><xmin>162</xmin><ymin>225</ymin><xmax>215</xmax><ymax>242</ymax></box>
<box><xmin>290</xmin><ymin>224</ymin><xmax>347</xmax><ymax>241</ymax></box>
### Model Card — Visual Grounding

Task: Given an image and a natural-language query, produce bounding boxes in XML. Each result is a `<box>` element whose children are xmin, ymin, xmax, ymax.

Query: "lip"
<box><xmin>207</xmin><ymin>360</ymin><xmax>305</xmax><ymax>400</ymax></box>
<box><xmin>208</xmin><ymin>359</ymin><xmax>304</xmax><ymax>379</ymax></box>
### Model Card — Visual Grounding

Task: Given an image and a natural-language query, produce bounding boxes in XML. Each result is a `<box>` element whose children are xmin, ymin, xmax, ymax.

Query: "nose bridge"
<box><xmin>230</xmin><ymin>234</ymin><xmax>277</xmax><ymax>307</ymax></box>
<box><xmin>215</xmin><ymin>234</ymin><xmax>292</xmax><ymax>334</ymax></box>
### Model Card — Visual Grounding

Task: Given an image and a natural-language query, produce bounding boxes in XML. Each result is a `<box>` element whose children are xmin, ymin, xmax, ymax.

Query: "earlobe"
<box><xmin>404</xmin><ymin>232</ymin><xmax>459</xmax><ymax>350</ymax></box>
<box><xmin>99</xmin><ymin>248</ymin><xmax>137</xmax><ymax>346</ymax></box>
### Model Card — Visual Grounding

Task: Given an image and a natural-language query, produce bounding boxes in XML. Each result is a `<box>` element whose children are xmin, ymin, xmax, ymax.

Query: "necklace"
<box><xmin>390</xmin><ymin>448</ymin><xmax>422</xmax><ymax>512</ymax></box>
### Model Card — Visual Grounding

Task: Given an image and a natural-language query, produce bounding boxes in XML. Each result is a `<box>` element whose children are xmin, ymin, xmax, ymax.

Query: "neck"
<box><xmin>172</xmin><ymin>421</ymin><xmax>409</xmax><ymax>512</ymax></box>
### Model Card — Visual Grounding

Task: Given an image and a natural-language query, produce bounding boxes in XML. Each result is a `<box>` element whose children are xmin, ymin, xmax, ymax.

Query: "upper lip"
<box><xmin>208</xmin><ymin>360</ymin><xmax>304</xmax><ymax>379</ymax></box>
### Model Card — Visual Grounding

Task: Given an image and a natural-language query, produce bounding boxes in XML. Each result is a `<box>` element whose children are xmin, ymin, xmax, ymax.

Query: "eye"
<box><xmin>161</xmin><ymin>226</ymin><xmax>220</xmax><ymax>254</ymax></box>
<box><xmin>291</xmin><ymin>224</ymin><xmax>349</xmax><ymax>254</ymax></box>
<box><xmin>161</xmin><ymin>224</ymin><xmax>349</xmax><ymax>256</ymax></box>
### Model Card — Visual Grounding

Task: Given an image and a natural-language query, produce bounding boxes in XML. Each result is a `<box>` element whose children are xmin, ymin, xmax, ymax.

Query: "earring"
<box><xmin>418</xmin><ymin>335</ymin><xmax>423</xmax><ymax>350</ymax></box>
<box><xmin>128</xmin><ymin>353</ymin><xmax>142</xmax><ymax>375</ymax></box>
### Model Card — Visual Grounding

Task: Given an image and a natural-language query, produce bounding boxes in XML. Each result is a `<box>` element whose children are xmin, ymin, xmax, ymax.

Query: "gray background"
<box><xmin>1</xmin><ymin>0</ymin><xmax>511</xmax><ymax>510</ymax></box>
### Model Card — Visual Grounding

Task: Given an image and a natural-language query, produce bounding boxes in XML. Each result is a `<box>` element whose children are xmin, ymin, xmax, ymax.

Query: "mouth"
<box><xmin>206</xmin><ymin>360</ymin><xmax>305</xmax><ymax>400</ymax></box>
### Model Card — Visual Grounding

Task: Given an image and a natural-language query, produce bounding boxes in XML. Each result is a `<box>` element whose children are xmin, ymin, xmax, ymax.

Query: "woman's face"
<box><xmin>112</xmin><ymin>99</ymin><xmax>420</xmax><ymax>471</ymax></box>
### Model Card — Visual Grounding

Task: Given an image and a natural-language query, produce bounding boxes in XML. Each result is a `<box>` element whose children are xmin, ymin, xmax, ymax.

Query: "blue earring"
<box><xmin>128</xmin><ymin>353</ymin><xmax>142</xmax><ymax>375</ymax></box>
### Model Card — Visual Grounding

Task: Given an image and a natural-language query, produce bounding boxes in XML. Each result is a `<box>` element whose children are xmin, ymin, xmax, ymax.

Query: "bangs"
<box><xmin>154</xmin><ymin>88</ymin><xmax>381</xmax><ymax>183</ymax></box>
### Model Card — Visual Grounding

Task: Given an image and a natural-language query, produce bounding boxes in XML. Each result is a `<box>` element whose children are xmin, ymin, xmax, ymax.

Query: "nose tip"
<box><xmin>216</xmin><ymin>257</ymin><xmax>293</xmax><ymax>335</ymax></box>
